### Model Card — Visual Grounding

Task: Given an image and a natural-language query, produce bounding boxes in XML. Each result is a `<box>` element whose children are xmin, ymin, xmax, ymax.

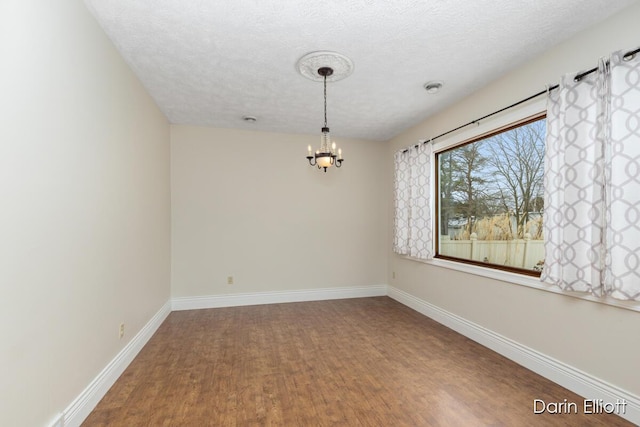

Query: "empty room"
<box><xmin>2</xmin><ymin>0</ymin><xmax>639</xmax><ymax>426</ymax></box>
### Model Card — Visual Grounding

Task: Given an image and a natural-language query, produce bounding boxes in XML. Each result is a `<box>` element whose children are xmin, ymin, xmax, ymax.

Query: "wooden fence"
<box><xmin>440</xmin><ymin>233</ymin><xmax>544</xmax><ymax>270</ymax></box>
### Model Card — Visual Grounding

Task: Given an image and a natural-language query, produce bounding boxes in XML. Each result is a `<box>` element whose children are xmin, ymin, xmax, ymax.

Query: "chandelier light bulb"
<box><xmin>317</xmin><ymin>156</ymin><xmax>333</xmax><ymax>169</ymax></box>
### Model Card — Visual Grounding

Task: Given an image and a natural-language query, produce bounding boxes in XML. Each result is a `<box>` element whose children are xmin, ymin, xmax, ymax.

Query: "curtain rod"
<box><xmin>406</xmin><ymin>46</ymin><xmax>640</xmax><ymax>151</ymax></box>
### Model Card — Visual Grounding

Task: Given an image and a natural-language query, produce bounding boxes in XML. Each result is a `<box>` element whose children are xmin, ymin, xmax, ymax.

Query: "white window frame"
<box><xmin>405</xmin><ymin>97</ymin><xmax>639</xmax><ymax>313</ymax></box>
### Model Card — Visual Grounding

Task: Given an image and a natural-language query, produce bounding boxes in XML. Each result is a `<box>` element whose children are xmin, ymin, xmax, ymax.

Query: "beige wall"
<box><xmin>171</xmin><ymin>126</ymin><xmax>388</xmax><ymax>297</ymax></box>
<box><xmin>388</xmin><ymin>3</ymin><xmax>640</xmax><ymax>396</ymax></box>
<box><xmin>0</xmin><ymin>1</ymin><xmax>171</xmax><ymax>426</ymax></box>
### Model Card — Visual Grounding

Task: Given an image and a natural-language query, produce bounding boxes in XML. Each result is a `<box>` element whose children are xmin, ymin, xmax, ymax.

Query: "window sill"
<box><xmin>403</xmin><ymin>255</ymin><xmax>640</xmax><ymax>313</ymax></box>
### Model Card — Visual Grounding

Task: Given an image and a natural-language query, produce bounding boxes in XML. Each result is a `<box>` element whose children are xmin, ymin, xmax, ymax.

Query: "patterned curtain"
<box><xmin>393</xmin><ymin>142</ymin><xmax>433</xmax><ymax>260</ymax></box>
<box><xmin>542</xmin><ymin>48</ymin><xmax>640</xmax><ymax>301</ymax></box>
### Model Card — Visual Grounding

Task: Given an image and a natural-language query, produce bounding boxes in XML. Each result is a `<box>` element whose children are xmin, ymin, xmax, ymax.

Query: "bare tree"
<box><xmin>486</xmin><ymin>120</ymin><xmax>545</xmax><ymax>238</ymax></box>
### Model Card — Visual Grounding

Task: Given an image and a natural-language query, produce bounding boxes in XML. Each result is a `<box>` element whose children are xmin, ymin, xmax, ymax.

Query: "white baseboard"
<box><xmin>59</xmin><ymin>300</ymin><xmax>172</xmax><ymax>427</ymax></box>
<box><xmin>387</xmin><ymin>286</ymin><xmax>640</xmax><ymax>425</ymax></box>
<box><xmin>171</xmin><ymin>285</ymin><xmax>388</xmax><ymax>311</ymax></box>
<box><xmin>46</xmin><ymin>413</ymin><xmax>63</xmax><ymax>427</ymax></box>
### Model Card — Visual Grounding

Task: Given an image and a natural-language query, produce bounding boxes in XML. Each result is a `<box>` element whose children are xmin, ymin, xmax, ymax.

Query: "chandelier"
<box><xmin>306</xmin><ymin>67</ymin><xmax>343</xmax><ymax>172</ymax></box>
<box><xmin>297</xmin><ymin>51</ymin><xmax>353</xmax><ymax>173</ymax></box>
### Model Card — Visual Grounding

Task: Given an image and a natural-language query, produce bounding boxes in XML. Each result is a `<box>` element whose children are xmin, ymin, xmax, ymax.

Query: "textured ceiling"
<box><xmin>84</xmin><ymin>0</ymin><xmax>636</xmax><ymax>141</ymax></box>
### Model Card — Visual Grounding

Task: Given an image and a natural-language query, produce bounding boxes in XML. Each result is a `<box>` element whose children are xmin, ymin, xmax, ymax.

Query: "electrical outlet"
<box><xmin>392</xmin><ymin>271</ymin><xmax>396</xmax><ymax>279</ymax></box>
<box><xmin>119</xmin><ymin>323</ymin><xmax>125</xmax><ymax>339</ymax></box>
<box><xmin>227</xmin><ymin>275</ymin><xmax>234</xmax><ymax>285</ymax></box>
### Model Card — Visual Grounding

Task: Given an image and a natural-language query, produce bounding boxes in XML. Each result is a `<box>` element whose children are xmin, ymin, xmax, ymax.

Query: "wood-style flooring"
<box><xmin>82</xmin><ymin>297</ymin><xmax>633</xmax><ymax>426</ymax></box>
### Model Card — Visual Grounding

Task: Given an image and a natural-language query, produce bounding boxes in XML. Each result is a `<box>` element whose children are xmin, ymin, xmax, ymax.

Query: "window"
<box><xmin>435</xmin><ymin>115</ymin><xmax>545</xmax><ymax>275</ymax></box>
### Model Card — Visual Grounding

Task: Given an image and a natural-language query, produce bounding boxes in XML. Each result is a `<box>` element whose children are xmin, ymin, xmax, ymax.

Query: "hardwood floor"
<box><xmin>83</xmin><ymin>297</ymin><xmax>632</xmax><ymax>426</ymax></box>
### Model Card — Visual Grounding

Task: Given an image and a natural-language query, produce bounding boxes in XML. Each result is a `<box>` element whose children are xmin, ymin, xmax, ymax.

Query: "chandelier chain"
<box><xmin>323</xmin><ymin>75</ymin><xmax>328</xmax><ymax>128</ymax></box>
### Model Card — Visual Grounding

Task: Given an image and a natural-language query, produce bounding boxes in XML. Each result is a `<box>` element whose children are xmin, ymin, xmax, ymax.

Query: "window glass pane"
<box><xmin>437</xmin><ymin>117</ymin><xmax>545</xmax><ymax>273</ymax></box>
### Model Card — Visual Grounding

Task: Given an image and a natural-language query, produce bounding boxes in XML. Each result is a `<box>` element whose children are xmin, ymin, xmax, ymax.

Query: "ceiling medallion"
<box><xmin>296</xmin><ymin>51</ymin><xmax>354</xmax><ymax>82</ymax></box>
